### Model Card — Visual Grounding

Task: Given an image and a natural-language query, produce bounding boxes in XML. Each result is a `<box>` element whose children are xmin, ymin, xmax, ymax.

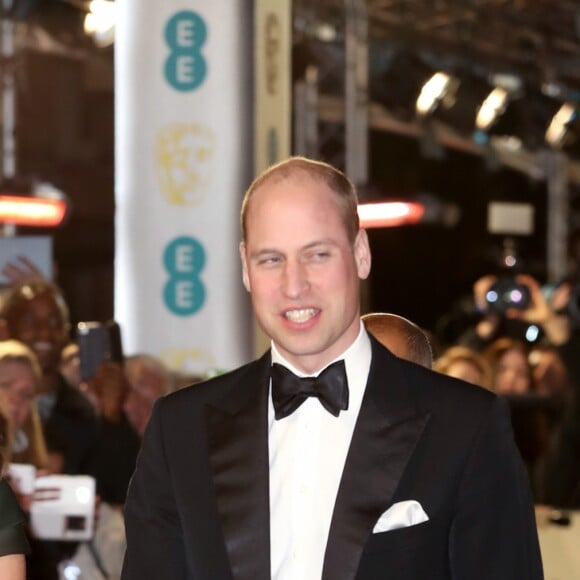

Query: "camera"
<box><xmin>7</xmin><ymin>464</ymin><xmax>96</xmax><ymax>541</ymax></box>
<box><xmin>485</xmin><ymin>277</ymin><xmax>531</xmax><ymax>313</ymax></box>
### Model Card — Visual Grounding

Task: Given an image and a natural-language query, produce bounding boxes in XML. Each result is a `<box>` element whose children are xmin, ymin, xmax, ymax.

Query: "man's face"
<box><xmin>7</xmin><ymin>293</ymin><xmax>69</xmax><ymax>376</ymax></box>
<box><xmin>240</xmin><ymin>175</ymin><xmax>371</xmax><ymax>374</ymax></box>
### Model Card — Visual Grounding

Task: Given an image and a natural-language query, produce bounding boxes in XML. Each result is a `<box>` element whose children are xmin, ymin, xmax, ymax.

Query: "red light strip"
<box><xmin>0</xmin><ymin>195</ymin><xmax>67</xmax><ymax>227</ymax></box>
<box><xmin>357</xmin><ymin>201</ymin><xmax>425</xmax><ymax>228</ymax></box>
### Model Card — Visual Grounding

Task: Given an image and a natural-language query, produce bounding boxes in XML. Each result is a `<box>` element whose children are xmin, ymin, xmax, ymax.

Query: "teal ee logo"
<box><xmin>163</xmin><ymin>236</ymin><xmax>206</xmax><ymax>316</ymax></box>
<box><xmin>164</xmin><ymin>11</ymin><xmax>208</xmax><ymax>91</ymax></box>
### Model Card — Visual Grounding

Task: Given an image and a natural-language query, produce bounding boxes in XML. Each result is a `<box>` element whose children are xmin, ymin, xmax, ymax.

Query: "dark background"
<box><xmin>4</xmin><ymin>0</ymin><xmax>572</xmax><ymax>346</ymax></box>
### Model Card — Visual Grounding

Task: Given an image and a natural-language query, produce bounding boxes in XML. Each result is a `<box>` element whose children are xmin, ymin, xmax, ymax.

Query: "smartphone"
<box><xmin>76</xmin><ymin>320</ymin><xmax>124</xmax><ymax>381</ymax></box>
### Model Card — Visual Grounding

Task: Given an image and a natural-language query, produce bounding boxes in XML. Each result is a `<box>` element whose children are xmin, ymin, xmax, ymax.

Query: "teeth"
<box><xmin>285</xmin><ymin>309</ymin><xmax>317</xmax><ymax>323</ymax></box>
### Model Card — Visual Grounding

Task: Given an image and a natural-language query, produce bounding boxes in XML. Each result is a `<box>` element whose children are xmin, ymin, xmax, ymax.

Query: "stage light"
<box><xmin>0</xmin><ymin>196</ymin><xmax>67</xmax><ymax>227</ymax></box>
<box><xmin>416</xmin><ymin>72</ymin><xmax>459</xmax><ymax>118</ymax></box>
<box><xmin>357</xmin><ymin>201</ymin><xmax>425</xmax><ymax>228</ymax></box>
<box><xmin>545</xmin><ymin>102</ymin><xmax>577</xmax><ymax>148</ymax></box>
<box><xmin>84</xmin><ymin>0</ymin><xmax>115</xmax><ymax>48</ymax></box>
<box><xmin>476</xmin><ymin>87</ymin><xmax>509</xmax><ymax>132</ymax></box>
<box><xmin>0</xmin><ymin>180</ymin><xmax>69</xmax><ymax>228</ymax></box>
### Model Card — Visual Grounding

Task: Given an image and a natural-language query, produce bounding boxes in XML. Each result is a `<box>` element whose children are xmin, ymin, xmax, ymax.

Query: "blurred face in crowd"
<box><xmin>60</xmin><ymin>343</ymin><xmax>81</xmax><ymax>389</ymax></box>
<box><xmin>124</xmin><ymin>362</ymin><xmax>167</xmax><ymax>436</ymax></box>
<box><xmin>5</xmin><ymin>292</ymin><xmax>69</xmax><ymax>377</ymax></box>
<box><xmin>529</xmin><ymin>348</ymin><xmax>568</xmax><ymax>399</ymax></box>
<box><xmin>493</xmin><ymin>348</ymin><xmax>531</xmax><ymax>395</ymax></box>
<box><xmin>445</xmin><ymin>360</ymin><xmax>485</xmax><ymax>387</ymax></box>
<box><xmin>240</xmin><ymin>172</ymin><xmax>371</xmax><ymax>374</ymax></box>
<box><xmin>0</xmin><ymin>361</ymin><xmax>36</xmax><ymax>430</ymax></box>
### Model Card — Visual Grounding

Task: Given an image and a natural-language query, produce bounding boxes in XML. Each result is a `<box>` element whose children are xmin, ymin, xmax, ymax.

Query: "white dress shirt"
<box><xmin>269</xmin><ymin>323</ymin><xmax>372</xmax><ymax>580</ymax></box>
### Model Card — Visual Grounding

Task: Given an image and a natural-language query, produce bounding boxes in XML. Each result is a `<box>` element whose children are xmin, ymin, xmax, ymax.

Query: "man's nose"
<box><xmin>282</xmin><ymin>261</ymin><xmax>309</xmax><ymax>298</ymax></box>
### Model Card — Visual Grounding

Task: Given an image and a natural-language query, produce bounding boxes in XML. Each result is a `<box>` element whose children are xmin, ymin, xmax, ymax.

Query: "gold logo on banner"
<box><xmin>265</xmin><ymin>13</ymin><xmax>280</xmax><ymax>96</ymax></box>
<box><xmin>155</xmin><ymin>124</ymin><xmax>216</xmax><ymax>205</ymax></box>
<box><xmin>160</xmin><ymin>346</ymin><xmax>216</xmax><ymax>376</ymax></box>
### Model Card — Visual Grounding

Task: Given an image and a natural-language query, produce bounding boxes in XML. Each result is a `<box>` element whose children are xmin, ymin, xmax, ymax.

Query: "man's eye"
<box><xmin>258</xmin><ymin>256</ymin><xmax>281</xmax><ymax>266</ymax></box>
<box><xmin>308</xmin><ymin>251</ymin><xmax>330</xmax><ymax>261</ymax></box>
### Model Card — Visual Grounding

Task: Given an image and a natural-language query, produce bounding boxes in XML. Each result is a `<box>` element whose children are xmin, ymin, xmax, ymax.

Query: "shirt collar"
<box><xmin>270</xmin><ymin>321</ymin><xmax>372</xmax><ymax>381</ymax></box>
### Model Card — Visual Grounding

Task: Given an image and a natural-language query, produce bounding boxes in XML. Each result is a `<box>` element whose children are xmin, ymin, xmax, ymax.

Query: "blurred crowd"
<box><xmin>1</xmin><ymin>262</ymin><xmax>580</xmax><ymax>578</ymax></box>
<box><xmin>0</xmin><ymin>268</ymin><xmax>191</xmax><ymax>579</ymax></box>
<box><xmin>432</xmin><ymin>272</ymin><xmax>580</xmax><ymax>508</ymax></box>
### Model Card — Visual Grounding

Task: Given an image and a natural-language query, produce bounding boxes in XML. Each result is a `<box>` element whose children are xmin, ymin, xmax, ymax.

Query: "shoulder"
<box><xmin>0</xmin><ymin>480</ymin><xmax>25</xmax><ymax>528</ymax></box>
<box><xmin>155</xmin><ymin>355</ymin><xmax>269</xmax><ymax>416</ymax></box>
<box><xmin>0</xmin><ymin>481</ymin><xmax>29</xmax><ymax>555</ymax></box>
<box><xmin>372</xmin><ymin>340</ymin><xmax>497</xmax><ymax>420</ymax></box>
<box><xmin>411</xmin><ymin>354</ymin><xmax>495</xmax><ymax>407</ymax></box>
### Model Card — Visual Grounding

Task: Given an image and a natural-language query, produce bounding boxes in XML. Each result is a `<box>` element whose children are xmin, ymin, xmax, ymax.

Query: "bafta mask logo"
<box><xmin>160</xmin><ymin>347</ymin><xmax>216</xmax><ymax>378</ymax></box>
<box><xmin>155</xmin><ymin>124</ymin><xmax>216</xmax><ymax>205</ymax></box>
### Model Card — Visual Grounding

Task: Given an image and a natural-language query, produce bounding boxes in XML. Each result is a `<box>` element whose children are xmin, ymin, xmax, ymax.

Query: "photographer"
<box><xmin>472</xmin><ymin>272</ymin><xmax>580</xmax><ymax>507</ymax></box>
<box><xmin>457</xmin><ymin>273</ymin><xmax>539</xmax><ymax>350</ymax></box>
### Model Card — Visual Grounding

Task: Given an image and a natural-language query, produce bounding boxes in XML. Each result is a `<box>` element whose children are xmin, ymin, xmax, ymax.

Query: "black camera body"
<box><xmin>485</xmin><ymin>277</ymin><xmax>531</xmax><ymax>313</ymax></box>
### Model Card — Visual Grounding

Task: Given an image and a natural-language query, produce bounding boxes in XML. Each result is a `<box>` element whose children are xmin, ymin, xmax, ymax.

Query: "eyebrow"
<box><xmin>250</xmin><ymin>238</ymin><xmax>338</xmax><ymax>255</ymax></box>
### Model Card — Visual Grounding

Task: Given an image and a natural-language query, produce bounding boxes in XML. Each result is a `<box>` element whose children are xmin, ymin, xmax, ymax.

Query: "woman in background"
<box><xmin>484</xmin><ymin>337</ymin><xmax>549</xmax><ymax>496</ymax></box>
<box><xmin>0</xmin><ymin>340</ymin><xmax>49</xmax><ymax>474</ymax></box>
<box><xmin>434</xmin><ymin>345</ymin><xmax>492</xmax><ymax>389</ymax></box>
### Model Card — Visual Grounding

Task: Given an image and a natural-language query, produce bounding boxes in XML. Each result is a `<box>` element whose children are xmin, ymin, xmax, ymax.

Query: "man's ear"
<box><xmin>354</xmin><ymin>229</ymin><xmax>371</xmax><ymax>280</ymax></box>
<box><xmin>239</xmin><ymin>242</ymin><xmax>251</xmax><ymax>292</ymax></box>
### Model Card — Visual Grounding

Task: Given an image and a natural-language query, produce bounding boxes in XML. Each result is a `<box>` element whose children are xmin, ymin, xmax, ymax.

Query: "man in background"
<box><xmin>362</xmin><ymin>312</ymin><xmax>432</xmax><ymax>368</ymax></box>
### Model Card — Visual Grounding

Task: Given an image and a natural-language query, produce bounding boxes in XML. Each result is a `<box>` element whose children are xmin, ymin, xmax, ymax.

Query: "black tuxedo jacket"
<box><xmin>122</xmin><ymin>337</ymin><xmax>543</xmax><ymax>579</ymax></box>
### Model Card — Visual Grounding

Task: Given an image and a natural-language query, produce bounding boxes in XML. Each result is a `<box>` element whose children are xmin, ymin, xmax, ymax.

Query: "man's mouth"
<box><xmin>284</xmin><ymin>308</ymin><xmax>319</xmax><ymax>323</ymax></box>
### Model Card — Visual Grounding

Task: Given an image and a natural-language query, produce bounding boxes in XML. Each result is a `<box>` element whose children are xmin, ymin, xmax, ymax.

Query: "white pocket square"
<box><xmin>372</xmin><ymin>500</ymin><xmax>429</xmax><ymax>533</ymax></box>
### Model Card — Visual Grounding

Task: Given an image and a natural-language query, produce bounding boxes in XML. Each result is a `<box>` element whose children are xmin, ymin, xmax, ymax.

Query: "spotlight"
<box><xmin>358</xmin><ymin>195</ymin><xmax>460</xmax><ymax>229</ymax></box>
<box><xmin>358</xmin><ymin>201</ymin><xmax>425</xmax><ymax>228</ymax></box>
<box><xmin>84</xmin><ymin>0</ymin><xmax>115</xmax><ymax>48</ymax></box>
<box><xmin>0</xmin><ymin>179</ymin><xmax>69</xmax><ymax>228</ymax></box>
<box><xmin>416</xmin><ymin>72</ymin><xmax>459</xmax><ymax>118</ymax></box>
<box><xmin>476</xmin><ymin>87</ymin><xmax>510</xmax><ymax>132</ymax></box>
<box><xmin>545</xmin><ymin>102</ymin><xmax>578</xmax><ymax>148</ymax></box>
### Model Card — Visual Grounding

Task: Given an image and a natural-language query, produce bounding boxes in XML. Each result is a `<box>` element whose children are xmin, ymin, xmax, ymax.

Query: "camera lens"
<box><xmin>486</xmin><ymin>278</ymin><xmax>531</xmax><ymax>312</ymax></box>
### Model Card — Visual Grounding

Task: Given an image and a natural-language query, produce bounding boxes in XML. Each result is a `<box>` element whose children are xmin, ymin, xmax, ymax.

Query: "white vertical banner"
<box><xmin>115</xmin><ymin>1</ymin><xmax>253</xmax><ymax>375</ymax></box>
<box><xmin>255</xmin><ymin>0</ymin><xmax>292</xmax><ymax>173</ymax></box>
<box><xmin>253</xmin><ymin>0</ymin><xmax>293</xmax><ymax>356</ymax></box>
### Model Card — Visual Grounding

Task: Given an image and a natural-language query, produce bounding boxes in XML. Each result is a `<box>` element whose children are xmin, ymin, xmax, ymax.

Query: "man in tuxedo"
<box><xmin>122</xmin><ymin>157</ymin><xmax>542</xmax><ymax>579</ymax></box>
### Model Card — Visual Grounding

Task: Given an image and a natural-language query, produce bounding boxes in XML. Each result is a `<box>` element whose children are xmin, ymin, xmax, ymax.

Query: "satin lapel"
<box><xmin>322</xmin><ymin>338</ymin><xmax>431</xmax><ymax>580</ymax></box>
<box><xmin>205</xmin><ymin>352</ymin><xmax>272</xmax><ymax>580</ymax></box>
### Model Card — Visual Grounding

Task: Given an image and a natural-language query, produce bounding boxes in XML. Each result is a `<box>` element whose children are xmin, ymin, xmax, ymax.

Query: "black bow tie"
<box><xmin>271</xmin><ymin>359</ymin><xmax>349</xmax><ymax>420</ymax></box>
